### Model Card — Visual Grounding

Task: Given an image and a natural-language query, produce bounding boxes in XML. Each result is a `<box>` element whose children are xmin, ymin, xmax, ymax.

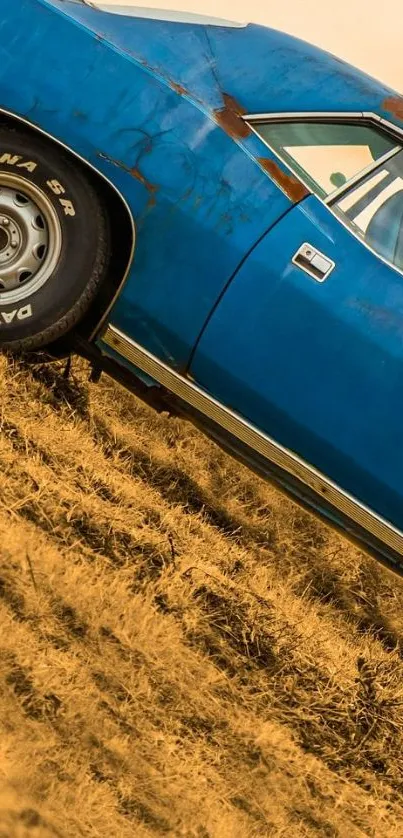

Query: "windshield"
<box><xmin>72</xmin><ymin>1</ymin><xmax>245</xmax><ymax>26</ymax></box>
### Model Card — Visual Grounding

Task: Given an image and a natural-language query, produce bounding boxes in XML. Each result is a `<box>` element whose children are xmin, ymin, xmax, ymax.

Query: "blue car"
<box><xmin>2</xmin><ymin>0</ymin><xmax>403</xmax><ymax>575</ymax></box>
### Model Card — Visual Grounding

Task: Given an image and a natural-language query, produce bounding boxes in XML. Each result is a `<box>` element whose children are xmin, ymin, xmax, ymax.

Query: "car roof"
<box><xmin>51</xmin><ymin>1</ymin><xmax>403</xmax><ymax>131</ymax></box>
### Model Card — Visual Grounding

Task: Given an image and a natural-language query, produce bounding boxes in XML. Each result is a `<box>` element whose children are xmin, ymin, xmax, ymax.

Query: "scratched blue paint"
<box><xmin>0</xmin><ymin>0</ymin><xmax>299</xmax><ymax>365</ymax></box>
<box><xmin>2</xmin><ymin>0</ymin><xmax>403</xmax><ymax>565</ymax></box>
<box><xmin>1</xmin><ymin>0</ymin><xmax>399</xmax><ymax>367</ymax></box>
<box><xmin>46</xmin><ymin>0</ymin><xmax>401</xmax><ymax>123</ymax></box>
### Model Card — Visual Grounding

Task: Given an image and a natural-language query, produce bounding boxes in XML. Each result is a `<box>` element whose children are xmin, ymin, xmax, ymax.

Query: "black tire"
<box><xmin>0</xmin><ymin>126</ymin><xmax>109</xmax><ymax>351</ymax></box>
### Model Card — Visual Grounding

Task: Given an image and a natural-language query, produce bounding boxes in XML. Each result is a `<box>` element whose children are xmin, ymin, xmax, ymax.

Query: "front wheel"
<box><xmin>0</xmin><ymin>126</ymin><xmax>110</xmax><ymax>351</ymax></box>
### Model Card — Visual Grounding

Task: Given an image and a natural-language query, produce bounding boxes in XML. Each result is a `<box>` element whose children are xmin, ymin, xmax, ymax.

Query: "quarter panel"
<box><xmin>0</xmin><ymin>0</ymin><xmax>293</xmax><ymax>367</ymax></box>
<box><xmin>189</xmin><ymin>195</ymin><xmax>403</xmax><ymax>533</ymax></box>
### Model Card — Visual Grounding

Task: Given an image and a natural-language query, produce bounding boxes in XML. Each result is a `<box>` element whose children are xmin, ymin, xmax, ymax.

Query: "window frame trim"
<box><xmin>324</xmin><ymin>145</ymin><xmax>401</xmax><ymax>205</ymax></box>
<box><xmin>244</xmin><ymin>111</ymin><xmax>403</xmax><ymax>137</ymax></box>
<box><xmin>244</xmin><ymin>110</ymin><xmax>403</xmax><ymax>279</ymax></box>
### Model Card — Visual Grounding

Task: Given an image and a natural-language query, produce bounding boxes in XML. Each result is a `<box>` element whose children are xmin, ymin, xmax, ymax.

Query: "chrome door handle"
<box><xmin>292</xmin><ymin>243</ymin><xmax>335</xmax><ymax>282</ymax></box>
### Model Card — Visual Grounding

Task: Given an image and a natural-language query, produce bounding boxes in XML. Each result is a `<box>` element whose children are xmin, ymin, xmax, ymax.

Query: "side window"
<box><xmin>332</xmin><ymin>149</ymin><xmax>403</xmax><ymax>271</ymax></box>
<box><xmin>251</xmin><ymin>121</ymin><xmax>397</xmax><ymax>199</ymax></box>
<box><xmin>251</xmin><ymin>118</ymin><xmax>403</xmax><ymax>275</ymax></box>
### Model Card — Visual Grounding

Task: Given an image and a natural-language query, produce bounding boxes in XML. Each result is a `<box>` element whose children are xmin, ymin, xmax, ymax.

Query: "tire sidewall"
<box><xmin>0</xmin><ymin>130</ymin><xmax>106</xmax><ymax>344</ymax></box>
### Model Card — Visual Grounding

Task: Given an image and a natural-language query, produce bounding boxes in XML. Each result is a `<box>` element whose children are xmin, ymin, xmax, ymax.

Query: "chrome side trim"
<box><xmin>0</xmin><ymin>106</ymin><xmax>136</xmax><ymax>340</ymax></box>
<box><xmin>364</xmin><ymin>112</ymin><xmax>403</xmax><ymax>139</ymax></box>
<box><xmin>244</xmin><ymin>111</ymin><xmax>366</xmax><ymax>122</ymax></box>
<box><xmin>102</xmin><ymin>324</ymin><xmax>403</xmax><ymax>562</ymax></box>
<box><xmin>324</xmin><ymin>145</ymin><xmax>401</xmax><ymax>205</ymax></box>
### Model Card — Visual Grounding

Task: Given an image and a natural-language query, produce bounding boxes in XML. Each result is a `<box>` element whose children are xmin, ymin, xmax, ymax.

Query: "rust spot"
<box><xmin>130</xmin><ymin>167</ymin><xmax>159</xmax><ymax>210</ymax></box>
<box><xmin>97</xmin><ymin>153</ymin><xmax>158</xmax><ymax>209</ymax></box>
<box><xmin>169</xmin><ymin>80</ymin><xmax>188</xmax><ymax>96</ymax></box>
<box><xmin>130</xmin><ymin>166</ymin><xmax>158</xmax><ymax>195</ymax></box>
<box><xmin>382</xmin><ymin>96</ymin><xmax>403</xmax><ymax>122</ymax></box>
<box><xmin>257</xmin><ymin>158</ymin><xmax>309</xmax><ymax>203</ymax></box>
<box><xmin>214</xmin><ymin>94</ymin><xmax>251</xmax><ymax>140</ymax></box>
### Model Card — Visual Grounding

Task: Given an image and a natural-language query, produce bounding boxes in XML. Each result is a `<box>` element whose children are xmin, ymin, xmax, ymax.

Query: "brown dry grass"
<box><xmin>0</xmin><ymin>353</ymin><xmax>403</xmax><ymax>837</ymax></box>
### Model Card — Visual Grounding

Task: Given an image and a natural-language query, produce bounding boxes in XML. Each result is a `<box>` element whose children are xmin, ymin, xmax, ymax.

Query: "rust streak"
<box><xmin>214</xmin><ymin>93</ymin><xmax>251</xmax><ymax>140</ymax></box>
<box><xmin>130</xmin><ymin>167</ymin><xmax>159</xmax><ymax>209</ymax></box>
<box><xmin>257</xmin><ymin>158</ymin><xmax>309</xmax><ymax>203</ymax></box>
<box><xmin>130</xmin><ymin>166</ymin><xmax>158</xmax><ymax>195</ymax></box>
<box><xmin>169</xmin><ymin>80</ymin><xmax>189</xmax><ymax>96</ymax></box>
<box><xmin>96</xmin><ymin>153</ymin><xmax>158</xmax><ymax>209</ymax></box>
<box><xmin>382</xmin><ymin>96</ymin><xmax>403</xmax><ymax>122</ymax></box>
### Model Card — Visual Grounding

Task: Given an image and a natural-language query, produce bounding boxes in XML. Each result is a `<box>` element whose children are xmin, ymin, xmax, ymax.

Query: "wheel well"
<box><xmin>0</xmin><ymin>110</ymin><xmax>134</xmax><ymax>343</ymax></box>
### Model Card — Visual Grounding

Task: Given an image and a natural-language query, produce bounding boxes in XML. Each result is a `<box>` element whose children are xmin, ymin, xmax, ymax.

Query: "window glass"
<box><xmin>332</xmin><ymin>149</ymin><xmax>403</xmax><ymax>272</ymax></box>
<box><xmin>253</xmin><ymin>119</ymin><xmax>403</xmax><ymax>274</ymax></box>
<box><xmin>69</xmin><ymin>2</ymin><xmax>244</xmax><ymax>26</ymax></box>
<box><xmin>253</xmin><ymin>121</ymin><xmax>397</xmax><ymax>199</ymax></box>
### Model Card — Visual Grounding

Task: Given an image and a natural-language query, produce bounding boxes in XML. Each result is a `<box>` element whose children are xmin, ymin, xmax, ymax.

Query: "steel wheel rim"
<box><xmin>0</xmin><ymin>173</ymin><xmax>62</xmax><ymax>305</ymax></box>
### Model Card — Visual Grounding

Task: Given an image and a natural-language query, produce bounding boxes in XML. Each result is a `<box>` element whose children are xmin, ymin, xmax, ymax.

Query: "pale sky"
<box><xmin>102</xmin><ymin>0</ymin><xmax>403</xmax><ymax>93</ymax></box>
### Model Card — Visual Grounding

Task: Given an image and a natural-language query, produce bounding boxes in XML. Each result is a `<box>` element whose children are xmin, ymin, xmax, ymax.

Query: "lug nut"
<box><xmin>2</xmin><ymin>218</ymin><xmax>9</xmax><ymax>227</ymax></box>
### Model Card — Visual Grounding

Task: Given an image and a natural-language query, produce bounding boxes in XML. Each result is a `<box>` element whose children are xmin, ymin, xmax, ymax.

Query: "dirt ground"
<box><xmin>0</xmin><ymin>353</ymin><xmax>403</xmax><ymax>837</ymax></box>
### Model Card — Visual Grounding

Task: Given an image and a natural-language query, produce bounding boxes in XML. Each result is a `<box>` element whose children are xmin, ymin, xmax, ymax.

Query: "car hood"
<box><xmin>42</xmin><ymin>0</ymin><xmax>402</xmax><ymax>129</ymax></box>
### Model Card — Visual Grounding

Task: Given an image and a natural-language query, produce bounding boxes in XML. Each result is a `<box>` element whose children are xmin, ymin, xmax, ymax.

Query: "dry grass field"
<box><xmin>0</xmin><ymin>352</ymin><xmax>403</xmax><ymax>837</ymax></box>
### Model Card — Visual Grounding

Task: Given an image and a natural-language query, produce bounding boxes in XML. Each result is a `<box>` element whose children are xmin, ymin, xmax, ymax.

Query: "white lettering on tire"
<box><xmin>59</xmin><ymin>199</ymin><xmax>76</xmax><ymax>217</ymax></box>
<box><xmin>47</xmin><ymin>180</ymin><xmax>76</xmax><ymax>216</ymax></box>
<box><xmin>0</xmin><ymin>152</ymin><xmax>37</xmax><ymax>172</ymax></box>
<box><xmin>47</xmin><ymin>179</ymin><xmax>65</xmax><ymax>196</ymax></box>
<box><xmin>0</xmin><ymin>153</ymin><xmax>20</xmax><ymax>166</ymax></box>
<box><xmin>0</xmin><ymin>152</ymin><xmax>76</xmax><ymax>216</ymax></box>
<box><xmin>17</xmin><ymin>160</ymin><xmax>37</xmax><ymax>173</ymax></box>
<box><xmin>0</xmin><ymin>305</ymin><xmax>33</xmax><ymax>324</ymax></box>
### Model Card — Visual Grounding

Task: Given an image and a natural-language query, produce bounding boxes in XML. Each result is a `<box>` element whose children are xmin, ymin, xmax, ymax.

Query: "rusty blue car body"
<box><xmin>3</xmin><ymin>0</ymin><xmax>403</xmax><ymax>574</ymax></box>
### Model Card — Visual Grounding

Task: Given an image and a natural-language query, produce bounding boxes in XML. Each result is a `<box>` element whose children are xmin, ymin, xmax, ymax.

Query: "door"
<box><xmin>189</xmin><ymin>118</ymin><xmax>403</xmax><ymax>562</ymax></box>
